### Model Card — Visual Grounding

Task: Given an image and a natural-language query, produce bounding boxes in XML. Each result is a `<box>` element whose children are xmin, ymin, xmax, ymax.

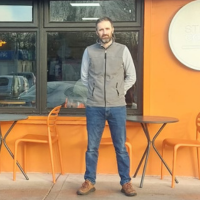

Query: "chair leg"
<box><xmin>48</xmin><ymin>143</ymin><xmax>56</xmax><ymax>183</ymax></box>
<box><xmin>161</xmin><ymin>141</ymin><xmax>165</xmax><ymax>180</ymax></box>
<box><xmin>13</xmin><ymin>141</ymin><xmax>19</xmax><ymax>181</ymax></box>
<box><xmin>23</xmin><ymin>143</ymin><xmax>27</xmax><ymax>173</ymax></box>
<box><xmin>57</xmin><ymin>141</ymin><xmax>64</xmax><ymax>174</ymax></box>
<box><xmin>197</xmin><ymin>147</ymin><xmax>200</xmax><ymax>180</ymax></box>
<box><xmin>0</xmin><ymin>154</ymin><xmax>1</xmax><ymax>173</ymax></box>
<box><xmin>171</xmin><ymin>146</ymin><xmax>178</xmax><ymax>188</ymax></box>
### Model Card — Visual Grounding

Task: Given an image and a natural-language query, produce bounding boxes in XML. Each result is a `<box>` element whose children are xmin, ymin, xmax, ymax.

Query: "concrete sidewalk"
<box><xmin>0</xmin><ymin>173</ymin><xmax>200</xmax><ymax>200</ymax></box>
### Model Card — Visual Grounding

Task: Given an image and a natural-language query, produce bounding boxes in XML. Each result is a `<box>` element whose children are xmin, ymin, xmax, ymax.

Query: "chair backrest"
<box><xmin>47</xmin><ymin>105</ymin><xmax>62</xmax><ymax>138</ymax></box>
<box><xmin>196</xmin><ymin>112</ymin><xmax>200</xmax><ymax>140</ymax></box>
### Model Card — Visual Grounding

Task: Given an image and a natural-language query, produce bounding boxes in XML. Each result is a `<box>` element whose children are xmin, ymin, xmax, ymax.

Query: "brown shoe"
<box><xmin>121</xmin><ymin>182</ymin><xmax>137</xmax><ymax>196</ymax></box>
<box><xmin>77</xmin><ymin>180</ymin><xmax>96</xmax><ymax>195</ymax></box>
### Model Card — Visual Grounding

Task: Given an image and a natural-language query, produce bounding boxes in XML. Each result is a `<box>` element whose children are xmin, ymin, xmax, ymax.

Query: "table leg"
<box><xmin>152</xmin><ymin>123</ymin><xmax>178</xmax><ymax>183</ymax></box>
<box><xmin>133</xmin><ymin>123</ymin><xmax>152</xmax><ymax>188</ymax></box>
<box><xmin>134</xmin><ymin>122</ymin><xmax>178</xmax><ymax>188</ymax></box>
<box><xmin>139</xmin><ymin>123</ymin><xmax>152</xmax><ymax>188</ymax></box>
<box><xmin>140</xmin><ymin>139</ymin><xmax>151</xmax><ymax>188</ymax></box>
<box><xmin>1</xmin><ymin>122</ymin><xmax>29</xmax><ymax>180</ymax></box>
<box><xmin>133</xmin><ymin>146</ymin><xmax>148</xmax><ymax>177</ymax></box>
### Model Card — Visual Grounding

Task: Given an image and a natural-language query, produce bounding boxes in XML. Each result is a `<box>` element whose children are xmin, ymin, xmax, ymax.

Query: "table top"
<box><xmin>0</xmin><ymin>114</ymin><xmax>28</xmax><ymax>122</ymax></box>
<box><xmin>126</xmin><ymin>115</ymin><xmax>179</xmax><ymax>124</ymax></box>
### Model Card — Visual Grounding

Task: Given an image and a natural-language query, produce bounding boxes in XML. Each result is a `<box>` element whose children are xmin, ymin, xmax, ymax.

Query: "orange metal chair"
<box><xmin>13</xmin><ymin>105</ymin><xmax>64</xmax><ymax>183</ymax></box>
<box><xmin>161</xmin><ymin>112</ymin><xmax>200</xmax><ymax>188</ymax></box>
<box><xmin>100</xmin><ymin>137</ymin><xmax>133</xmax><ymax>175</ymax></box>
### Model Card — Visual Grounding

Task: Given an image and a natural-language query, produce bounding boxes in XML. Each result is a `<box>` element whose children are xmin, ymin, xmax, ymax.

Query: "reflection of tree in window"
<box><xmin>47</xmin><ymin>32</ymin><xmax>96</xmax><ymax>82</ymax></box>
<box><xmin>50</xmin><ymin>0</ymin><xmax>136</xmax><ymax>22</ymax></box>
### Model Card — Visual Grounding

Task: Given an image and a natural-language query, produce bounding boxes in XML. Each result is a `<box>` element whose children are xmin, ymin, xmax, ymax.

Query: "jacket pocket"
<box><xmin>88</xmin><ymin>81</ymin><xmax>95</xmax><ymax>98</ymax></box>
<box><xmin>116</xmin><ymin>83</ymin><xmax>119</xmax><ymax>96</ymax></box>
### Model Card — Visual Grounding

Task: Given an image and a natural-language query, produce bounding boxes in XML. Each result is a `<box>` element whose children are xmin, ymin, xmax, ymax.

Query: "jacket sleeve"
<box><xmin>123</xmin><ymin>46</ymin><xmax>136</xmax><ymax>95</ymax></box>
<box><xmin>81</xmin><ymin>48</ymin><xmax>89</xmax><ymax>87</ymax></box>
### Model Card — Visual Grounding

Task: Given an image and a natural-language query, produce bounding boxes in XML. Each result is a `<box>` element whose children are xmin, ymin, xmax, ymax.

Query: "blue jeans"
<box><xmin>84</xmin><ymin>106</ymin><xmax>131</xmax><ymax>185</ymax></box>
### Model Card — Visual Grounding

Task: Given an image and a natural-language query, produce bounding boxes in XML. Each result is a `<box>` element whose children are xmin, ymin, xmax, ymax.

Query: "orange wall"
<box><xmin>143</xmin><ymin>0</ymin><xmax>200</xmax><ymax>177</ymax></box>
<box><xmin>1</xmin><ymin>0</ymin><xmax>200</xmax><ymax>178</ymax></box>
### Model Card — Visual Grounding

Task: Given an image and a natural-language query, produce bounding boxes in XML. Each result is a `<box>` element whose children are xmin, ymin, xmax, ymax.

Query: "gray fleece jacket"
<box><xmin>81</xmin><ymin>41</ymin><xmax>136</xmax><ymax>107</ymax></box>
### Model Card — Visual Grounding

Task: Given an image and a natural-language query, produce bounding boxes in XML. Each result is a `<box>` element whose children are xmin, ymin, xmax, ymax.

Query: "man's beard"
<box><xmin>99</xmin><ymin>35</ymin><xmax>112</xmax><ymax>44</ymax></box>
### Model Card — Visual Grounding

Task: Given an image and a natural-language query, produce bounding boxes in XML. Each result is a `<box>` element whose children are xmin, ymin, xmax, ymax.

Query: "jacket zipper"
<box><xmin>104</xmin><ymin>50</ymin><xmax>107</xmax><ymax>107</ymax></box>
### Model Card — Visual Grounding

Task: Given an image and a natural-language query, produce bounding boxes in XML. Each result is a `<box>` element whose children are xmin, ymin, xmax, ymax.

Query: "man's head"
<box><xmin>96</xmin><ymin>17</ymin><xmax>114</xmax><ymax>45</ymax></box>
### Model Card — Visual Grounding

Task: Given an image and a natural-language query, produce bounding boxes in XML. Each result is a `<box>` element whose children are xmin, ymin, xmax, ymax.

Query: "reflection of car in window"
<box><xmin>0</xmin><ymin>75</ymin><xmax>21</xmax><ymax>99</ymax></box>
<box><xmin>9</xmin><ymin>72</ymin><xmax>36</xmax><ymax>88</ymax></box>
<box><xmin>17</xmin><ymin>76</ymin><xmax>29</xmax><ymax>93</ymax></box>
<box><xmin>18</xmin><ymin>80</ymin><xmax>87</xmax><ymax>108</ymax></box>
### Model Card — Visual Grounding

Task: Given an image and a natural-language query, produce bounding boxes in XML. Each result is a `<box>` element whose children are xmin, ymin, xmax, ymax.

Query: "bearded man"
<box><xmin>77</xmin><ymin>17</ymin><xmax>137</xmax><ymax>197</ymax></box>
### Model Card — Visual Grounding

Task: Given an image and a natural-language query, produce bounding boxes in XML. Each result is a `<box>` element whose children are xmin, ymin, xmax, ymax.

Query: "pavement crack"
<box><xmin>42</xmin><ymin>173</ymin><xmax>62</xmax><ymax>200</ymax></box>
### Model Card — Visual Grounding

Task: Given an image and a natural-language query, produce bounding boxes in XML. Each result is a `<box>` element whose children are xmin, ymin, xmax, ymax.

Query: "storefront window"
<box><xmin>47</xmin><ymin>31</ymin><xmax>138</xmax><ymax>109</ymax></box>
<box><xmin>0</xmin><ymin>32</ymin><xmax>36</xmax><ymax>107</ymax></box>
<box><xmin>0</xmin><ymin>1</ymin><xmax>33</xmax><ymax>22</ymax></box>
<box><xmin>50</xmin><ymin>0</ymin><xmax>136</xmax><ymax>22</ymax></box>
<box><xmin>0</xmin><ymin>0</ymin><xmax>143</xmax><ymax>115</ymax></box>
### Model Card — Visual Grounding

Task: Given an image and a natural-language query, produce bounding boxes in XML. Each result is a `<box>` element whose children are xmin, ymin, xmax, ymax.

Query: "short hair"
<box><xmin>96</xmin><ymin>17</ymin><xmax>114</xmax><ymax>29</ymax></box>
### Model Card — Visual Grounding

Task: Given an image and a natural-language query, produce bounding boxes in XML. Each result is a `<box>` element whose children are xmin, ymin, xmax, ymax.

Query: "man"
<box><xmin>77</xmin><ymin>17</ymin><xmax>137</xmax><ymax>197</ymax></box>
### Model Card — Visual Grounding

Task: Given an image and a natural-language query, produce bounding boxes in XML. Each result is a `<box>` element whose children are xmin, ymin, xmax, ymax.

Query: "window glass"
<box><xmin>0</xmin><ymin>32</ymin><xmax>36</xmax><ymax>107</ymax></box>
<box><xmin>47</xmin><ymin>31</ymin><xmax>138</xmax><ymax>109</ymax></box>
<box><xmin>50</xmin><ymin>0</ymin><xmax>136</xmax><ymax>22</ymax></box>
<box><xmin>0</xmin><ymin>1</ymin><xmax>33</xmax><ymax>22</ymax></box>
<box><xmin>0</xmin><ymin>78</ymin><xmax>9</xmax><ymax>86</ymax></box>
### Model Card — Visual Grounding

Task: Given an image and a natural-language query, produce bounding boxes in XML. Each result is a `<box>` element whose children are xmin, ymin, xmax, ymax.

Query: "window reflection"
<box><xmin>0</xmin><ymin>32</ymin><xmax>36</xmax><ymax>107</ymax></box>
<box><xmin>47</xmin><ymin>31</ymin><xmax>138</xmax><ymax>109</ymax></box>
<box><xmin>0</xmin><ymin>2</ymin><xmax>33</xmax><ymax>22</ymax></box>
<box><xmin>50</xmin><ymin>0</ymin><xmax>136</xmax><ymax>22</ymax></box>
